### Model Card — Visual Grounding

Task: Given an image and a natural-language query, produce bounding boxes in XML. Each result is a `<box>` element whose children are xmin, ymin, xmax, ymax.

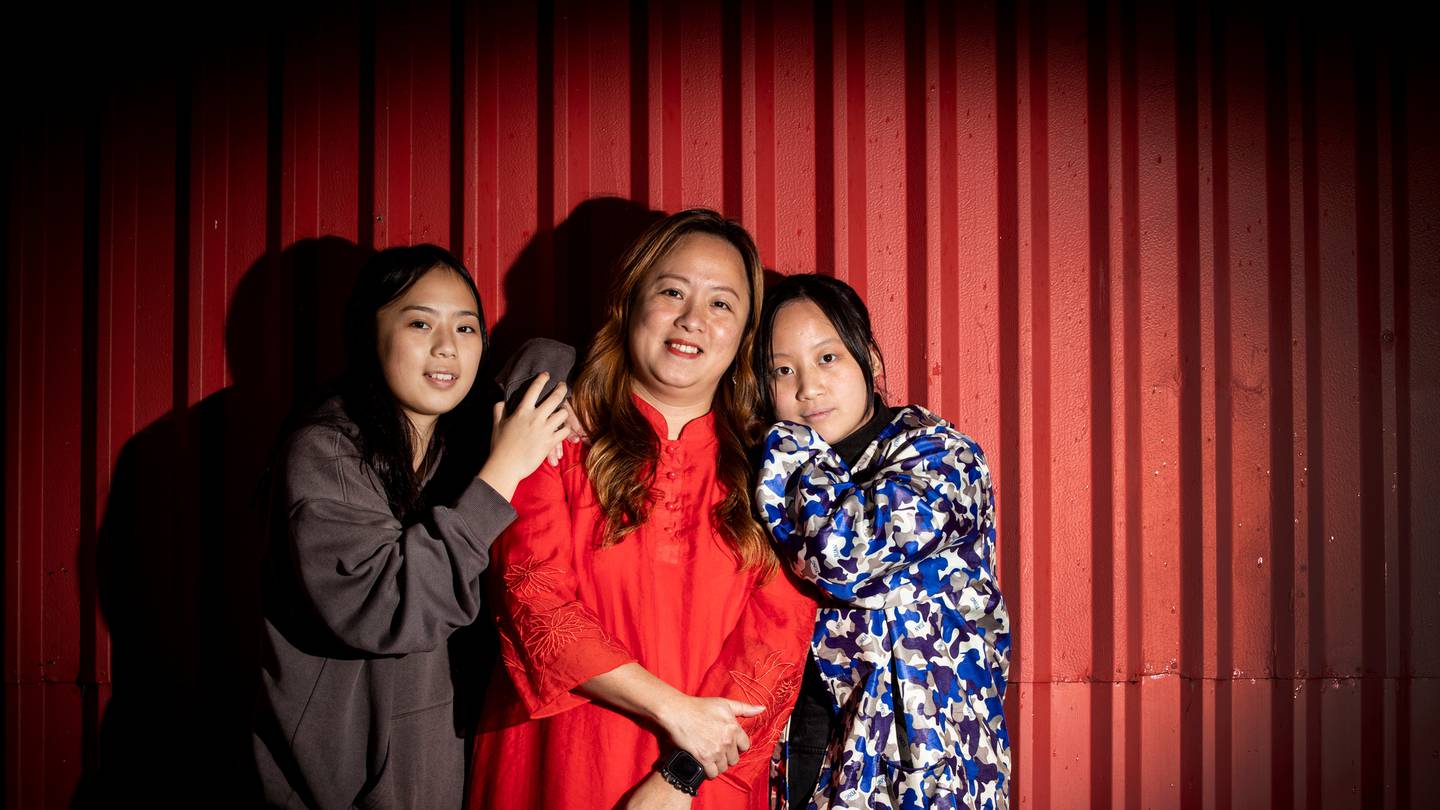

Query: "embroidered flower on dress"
<box><xmin>500</xmin><ymin>647</ymin><xmax>526</xmax><ymax>674</ymax></box>
<box><xmin>730</xmin><ymin>649</ymin><xmax>802</xmax><ymax>749</ymax></box>
<box><xmin>505</xmin><ymin>555</ymin><xmax>564</xmax><ymax>598</ymax></box>
<box><xmin>523</xmin><ymin>605</ymin><xmax>586</xmax><ymax>662</ymax></box>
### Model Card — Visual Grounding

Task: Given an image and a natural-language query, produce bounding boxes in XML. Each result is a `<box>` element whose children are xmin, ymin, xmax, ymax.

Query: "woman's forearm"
<box><xmin>578</xmin><ymin>662</ymin><xmax>762</xmax><ymax>779</ymax></box>
<box><xmin>576</xmin><ymin>662</ymin><xmax>686</xmax><ymax>725</ymax></box>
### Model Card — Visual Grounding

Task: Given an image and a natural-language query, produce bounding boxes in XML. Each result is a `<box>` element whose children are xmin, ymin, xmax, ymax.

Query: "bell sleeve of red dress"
<box><xmin>488</xmin><ymin>450</ymin><xmax>636</xmax><ymax>719</ymax></box>
<box><xmin>693</xmin><ymin>563</ymin><xmax>818</xmax><ymax>794</ymax></box>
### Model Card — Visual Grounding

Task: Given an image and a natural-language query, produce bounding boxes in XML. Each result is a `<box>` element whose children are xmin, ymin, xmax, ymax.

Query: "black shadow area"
<box><xmin>456</xmin><ymin>196</ymin><xmax>659</xmax><ymax>739</ymax></box>
<box><xmin>482</xmin><ymin>195</ymin><xmax>662</xmax><ymax>381</ymax></box>
<box><xmin>74</xmin><ymin>237</ymin><xmax>369</xmax><ymax>807</ymax></box>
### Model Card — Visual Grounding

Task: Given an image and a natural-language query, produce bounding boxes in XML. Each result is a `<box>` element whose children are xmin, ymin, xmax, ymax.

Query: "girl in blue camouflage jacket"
<box><xmin>753</xmin><ymin>274</ymin><xmax>1010</xmax><ymax>810</ymax></box>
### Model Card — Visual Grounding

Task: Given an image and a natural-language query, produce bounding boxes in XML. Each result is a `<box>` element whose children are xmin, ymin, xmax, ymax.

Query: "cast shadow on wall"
<box><xmin>483</xmin><ymin>195</ymin><xmax>664</xmax><ymax>376</ymax></box>
<box><xmin>74</xmin><ymin>236</ymin><xmax>371</xmax><ymax>806</ymax></box>
<box><xmin>441</xmin><ymin>196</ymin><xmax>662</xmax><ymax>737</ymax></box>
<box><xmin>74</xmin><ymin>196</ymin><xmax>661</xmax><ymax>806</ymax></box>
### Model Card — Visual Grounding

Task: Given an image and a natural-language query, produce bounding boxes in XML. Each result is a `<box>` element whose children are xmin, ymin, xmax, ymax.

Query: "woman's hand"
<box><xmin>546</xmin><ymin>398</ymin><xmax>589</xmax><ymax>466</ymax></box>
<box><xmin>653</xmin><ymin>693</ymin><xmax>763</xmax><ymax>778</ymax></box>
<box><xmin>623</xmin><ymin>771</ymin><xmax>693</xmax><ymax>810</ymax></box>
<box><xmin>478</xmin><ymin>373</ymin><xmax>571</xmax><ymax>501</ymax></box>
<box><xmin>577</xmin><ymin>662</ymin><xmax>761</xmax><ymax>778</ymax></box>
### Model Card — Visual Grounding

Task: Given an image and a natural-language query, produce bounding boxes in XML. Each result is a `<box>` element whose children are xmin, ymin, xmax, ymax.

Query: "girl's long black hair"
<box><xmin>754</xmin><ymin>273</ymin><xmax>884</xmax><ymax>419</ymax></box>
<box><xmin>326</xmin><ymin>244</ymin><xmax>486</xmax><ymax>521</ymax></box>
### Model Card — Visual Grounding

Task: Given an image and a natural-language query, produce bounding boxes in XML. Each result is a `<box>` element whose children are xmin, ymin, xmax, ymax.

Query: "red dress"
<box><xmin>467</xmin><ymin>397</ymin><xmax>817</xmax><ymax>810</ymax></box>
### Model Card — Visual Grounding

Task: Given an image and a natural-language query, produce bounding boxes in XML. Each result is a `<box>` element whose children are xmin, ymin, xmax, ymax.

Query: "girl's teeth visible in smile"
<box><xmin>428</xmin><ymin>372</ymin><xmax>456</xmax><ymax>381</ymax></box>
<box><xmin>668</xmin><ymin>342</ymin><xmax>700</xmax><ymax>355</ymax></box>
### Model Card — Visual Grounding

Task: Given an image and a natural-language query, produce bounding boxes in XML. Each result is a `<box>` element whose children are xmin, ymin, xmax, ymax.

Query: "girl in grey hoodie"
<box><xmin>253</xmin><ymin>244</ymin><xmax>571</xmax><ymax>809</ymax></box>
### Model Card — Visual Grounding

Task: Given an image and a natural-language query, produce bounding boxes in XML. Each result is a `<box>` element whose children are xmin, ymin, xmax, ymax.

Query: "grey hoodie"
<box><xmin>254</xmin><ymin>338</ymin><xmax>574</xmax><ymax>808</ymax></box>
<box><xmin>253</xmin><ymin>396</ymin><xmax>516</xmax><ymax>809</ymax></box>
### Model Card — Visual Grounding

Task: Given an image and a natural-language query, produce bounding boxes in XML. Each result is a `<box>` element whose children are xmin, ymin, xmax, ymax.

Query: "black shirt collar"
<box><xmin>830</xmin><ymin>394</ymin><xmax>896</xmax><ymax>468</ymax></box>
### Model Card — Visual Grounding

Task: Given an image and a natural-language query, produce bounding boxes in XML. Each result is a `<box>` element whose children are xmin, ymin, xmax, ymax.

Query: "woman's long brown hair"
<box><xmin>573</xmin><ymin>208</ymin><xmax>776</xmax><ymax>576</ymax></box>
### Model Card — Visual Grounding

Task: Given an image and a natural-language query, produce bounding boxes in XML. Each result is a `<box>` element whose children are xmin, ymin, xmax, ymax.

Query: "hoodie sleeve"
<box><xmin>283</xmin><ymin>424</ymin><xmax>516</xmax><ymax>655</ymax></box>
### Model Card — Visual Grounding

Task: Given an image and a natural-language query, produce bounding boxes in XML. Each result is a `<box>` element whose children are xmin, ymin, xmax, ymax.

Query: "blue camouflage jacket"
<box><xmin>756</xmin><ymin>405</ymin><xmax>1010</xmax><ymax>810</ymax></box>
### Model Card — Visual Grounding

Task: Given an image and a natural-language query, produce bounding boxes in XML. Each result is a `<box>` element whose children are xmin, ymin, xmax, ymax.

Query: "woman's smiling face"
<box><xmin>375</xmin><ymin>267</ymin><xmax>484</xmax><ymax>434</ymax></box>
<box><xmin>767</xmin><ymin>298</ymin><xmax>875</xmax><ymax>444</ymax></box>
<box><xmin>626</xmin><ymin>232</ymin><xmax>749</xmax><ymax>406</ymax></box>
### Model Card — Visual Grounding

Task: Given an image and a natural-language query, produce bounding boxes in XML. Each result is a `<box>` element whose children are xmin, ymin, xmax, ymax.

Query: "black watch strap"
<box><xmin>657</xmin><ymin>749</ymin><xmax>705</xmax><ymax>796</ymax></box>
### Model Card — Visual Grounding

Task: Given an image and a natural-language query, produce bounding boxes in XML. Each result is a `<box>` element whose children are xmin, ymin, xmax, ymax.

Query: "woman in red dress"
<box><xmin>467</xmin><ymin>209</ymin><xmax>817</xmax><ymax>810</ymax></box>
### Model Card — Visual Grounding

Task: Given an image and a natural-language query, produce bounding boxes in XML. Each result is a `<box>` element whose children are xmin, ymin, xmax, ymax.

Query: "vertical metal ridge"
<box><xmin>1389</xmin><ymin>50</ymin><xmax>1413</xmax><ymax>810</ymax></box>
<box><xmin>1352</xmin><ymin>30</ymin><xmax>1387</xmax><ymax>804</ymax></box>
<box><xmin>1209</xmin><ymin>7</ymin><xmax>1235</xmax><ymax>808</ymax></box>
<box><xmin>1173</xmin><ymin>2</ymin><xmax>1206</xmax><ymax>805</ymax></box>
<box><xmin>903</xmin><ymin>0</ymin><xmax>929</xmax><ymax>408</ymax></box>
<box><xmin>1118</xmin><ymin>2</ymin><xmax>1144</xmax><ymax>805</ymax></box>
<box><xmin>629</xmin><ymin>0</ymin><xmax>650</xmax><ymax>207</ymax></box>
<box><xmin>843</xmin><ymin>0</ymin><xmax>866</xmax><ymax>298</ymax></box>
<box><xmin>77</xmin><ymin>99</ymin><xmax>103</xmax><ymax>777</ymax></box>
<box><xmin>449</xmin><ymin>0</ymin><xmax>466</xmax><ymax>257</ymax></box>
<box><xmin>1024</xmin><ymin>0</ymin><xmax>1053</xmax><ymax>801</ymax></box>
<box><xmin>357</xmin><ymin>0</ymin><xmax>376</xmax><ymax>249</ymax></box>
<box><xmin>660</xmin><ymin>3</ymin><xmax>681</xmax><ymax>212</ymax></box>
<box><xmin>936</xmin><ymin>0</ymin><xmax>959</xmax><ymax>421</ymax></box>
<box><xmin>1086</xmin><ymin>0</ymin><xmax>1117</xmax><ymax>805</ymax></box>
<box><xmin>1262</xmin><ymin>9</ymin><xmax>1298</xmax><ymax>806</ymax></box>
<box><xmin>992</xmin><ymin>0</ymin><xmax>1024</xmax><ymax>794</ymax></box>
<box><xmin>753</xmin><ymin>0</ymin><xmax>776</xmax><ymax>266</ymax></box>
<box><xmin>812</xmin><ymin>0</ymin><xmax>834</xmax><ymax>277</ymax></box>
<box><xmin>537</xmin><ymin>1</ymin><xmax>556</xmax><ymax>276</ymax></box>
<box><xmin>1299</xmin><ymin>15</ymin><xmax>1326</xmax><ymax>803</ymax></box>
<box><xmin>721</xmin><ymin>0</ymin><xmax>743</xmax><ymax>220</ymax></box>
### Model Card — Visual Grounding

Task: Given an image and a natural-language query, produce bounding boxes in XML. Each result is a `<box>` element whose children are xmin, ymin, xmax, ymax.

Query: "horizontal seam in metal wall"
<box><xmin>14</xmin><ymin>675</ymin><xmax>1440</xmax><ymax>686</ymax></box>
<box><xmin>1005</xmin><ymin>675</ymin><xmax>1440</xmax><ymax>685</ymax></box>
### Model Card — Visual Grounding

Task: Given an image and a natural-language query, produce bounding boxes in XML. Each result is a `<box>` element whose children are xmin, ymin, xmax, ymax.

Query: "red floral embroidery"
<box><xmin>729</xmin><ymin>649</ymin><xmax>802</xmax><ymax>751</ymax></box>
<box><xmin>500</xmin><ymin>646</ymin><xmax>526</xmax><ymax>675</ymax></box>
<box><xmin>754</xmin><ymin>671</ymin><xmax>801</xmax><ymax>746</ymax></box>
<box><xmin>522</xmin><ymin>604</ymin><xmax>587</xmax><ymax>662</ymax></box>
<box><xmin>728</xmin><ymin>649</ymin><xmax>796</xmax><ymax>703</ymax></box>
<box><xmin>507</xmin><ymin>597</ymin><xmax>631</xmax><ymax>676</ymax></box>
<box><xmin>505</xmin><ymin>554</ymin><xmax>564</xmax><ymax>598</ymax></box>
<box><xmin>597</xmin><ymin>629</ymin><xmax>632</xmax><ymax>660</ymax></box>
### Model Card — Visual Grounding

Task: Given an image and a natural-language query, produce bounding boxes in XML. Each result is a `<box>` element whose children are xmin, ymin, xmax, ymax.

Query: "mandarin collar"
<box><xmin>632</xmin><ymin>392</ymin><xmax>718</xmax><ymax>447</ymax></box>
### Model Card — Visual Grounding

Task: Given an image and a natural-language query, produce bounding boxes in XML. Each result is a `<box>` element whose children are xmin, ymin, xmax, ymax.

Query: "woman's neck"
<box><xmin>408</xmin><ymin>414</ymin><xmax>437</xmax><ymax>472</ymax></box>
<box><xmin>632</xmin><ymin>383</ymin><xmax>713</xmax><ymax>440</ymax></box>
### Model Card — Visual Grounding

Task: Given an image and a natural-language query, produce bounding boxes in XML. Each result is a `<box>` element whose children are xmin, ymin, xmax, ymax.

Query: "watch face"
<box><xmin>670</xmin><ymin>754</ymin><xmax>704</xmax><ymax>782</ymax></box>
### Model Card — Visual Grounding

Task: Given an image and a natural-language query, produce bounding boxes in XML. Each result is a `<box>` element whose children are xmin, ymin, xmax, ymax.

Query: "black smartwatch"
<box><xmin>657</xmin><ymin>749</ymin><xmax>705</xmax><ymax>796</ymax></box>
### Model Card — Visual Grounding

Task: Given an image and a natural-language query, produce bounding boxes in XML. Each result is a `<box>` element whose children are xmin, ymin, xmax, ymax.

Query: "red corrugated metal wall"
<box><xmin>4</xmin><ymin>1</ymin><xmax>1437</xmax><ymax>807</ymax></box>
